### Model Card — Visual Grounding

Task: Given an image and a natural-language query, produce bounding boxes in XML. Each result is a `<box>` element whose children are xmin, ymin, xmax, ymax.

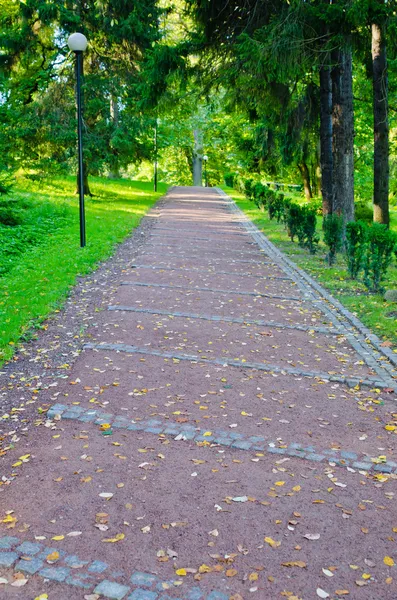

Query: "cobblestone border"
<box><xmin>0</xmin><ymin>535</ymin><xmax>223</xmax><ymax>599</ymax></box>
<box><xmin>46</xmin><ymin>404</ymin><xmax>397</xmax><ymax>474</ymax></box>
<box><xmin>84</xmin><ymin>341</ymin><xmax>391</xmax><ymax>391</ymax></box>
<box><xmin>216</xmin><ymin>189</ymin><xmax>397</xmax><ymax>387</ymax></box>
<box><xmin>107</xmin><ymin>305</ymin><xmax>340</xmax><ymax>335</ymax></box>
<box><xmin>120</xmin><ymin>281</ymin><xmax>302</xmax><ymax>302</ymax></box>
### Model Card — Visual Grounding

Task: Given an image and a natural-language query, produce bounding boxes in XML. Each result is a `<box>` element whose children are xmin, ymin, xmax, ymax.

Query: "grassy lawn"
<box><xmin>0</xmin><ymin>176</ymin><xmax>167</xmax><ymax>364</ymax></box>
<box><xmin>222</xmin><ymin>186</ymin><xmax>397</xmax><ymax>349</ymax></box>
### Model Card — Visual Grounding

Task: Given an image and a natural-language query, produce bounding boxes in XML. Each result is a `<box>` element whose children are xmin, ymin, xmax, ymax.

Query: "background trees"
<box><xmin>0</xmin><ymin>0</ymin><xmax>396</xmax><ymax>227</ymax></box>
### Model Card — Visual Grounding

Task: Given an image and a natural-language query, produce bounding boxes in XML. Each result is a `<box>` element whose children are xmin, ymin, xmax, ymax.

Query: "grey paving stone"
<box><xmin>0</xmin><ymin>536</ymin><xmax>19</xmax><ymax>549</ymax></box>
<box><xmin>39</xmin><ymin>566</ymin><xmax>71</xmax><ymax>582</ymax></box>
<box><xmin>207</xmin><ymin>592</ymin><xmax>230</xmax><ymax>600</ymax></box>
<box><xmin>0</xmin><ymin>551</ymin><xmax>18</xmax><ymax>567</ymax></box>
<box><xmin>37</xmin><ymin>547</ymin><xmax>66</xmax><ymax>560</ymax></box>
<box><xmin>16</xmin><ymin>541</ymin><xmax>42</xmax><ymax>555</ymax></box>
<box><xmin>267</xmin><ymin>447</ymin><xmax>286</xmax><ymax>455</ymax></box>
<box><xmin>64</xmin><ymin>554</ymin><xmax>89</xmax><ymax>568</ymax></box>
<box><xmin>186</xmin><ymin>588</ymin><xmax>204</xmax><ymax>599</ymax></box>
<box><xmin>130</xmin><ymin>572</ymin><xmax>158</xmax><ymax>587</ymax></box>
<box><xmin>15</xmin><ymin>557</ymin><xmax>44</xmax><ymax>574</ymax></box>
<box><xmin>352</xmin><ymin>461</ymin><xmax>373</xmax><ymax>471</ymax></box>
<box><xmin>340</xmin><ymin>451</ymin><xmax>358</xmax><ymax>460</ymax></box>
<box><xmin>94</xmin><ymin>580</ymin><xmax>131</xmax><ymax>599</ymax></box>
<box><xmin>65</xmin><ymin>573</ymin><xmax>95</xmax><ymax>589</ymax></box>
<box><xmin>128</xmin><ymin>590</ymin><xmax>158</xmax><ymax>600</ymax></box>
<box><xmin>305</xmin><ymin>453</ymin><xmax>325</xmax><ymax>462</ymax></box>
<box><xmin>88</xmin><ymin>559</ymin><xmax>109</xmax><ymax>573</ymax></box>
<box><xmin>231</xmin><ymin>440</ymin><xmax>252</xmax><ymax>450</ymax></box>
<box><xmin>374</xmin><ymin>464</ymin><xmax>393</xmax><ymax>473</ymax></box>
<box><xmin>144</xmin><ymin>427</ymin><xmax>164</xmax><ymax>434</ymax></box>
<box><xmin>213</xmin><ymin>437</ymin><xmax>232</xmax><ymax>446</ymax></box>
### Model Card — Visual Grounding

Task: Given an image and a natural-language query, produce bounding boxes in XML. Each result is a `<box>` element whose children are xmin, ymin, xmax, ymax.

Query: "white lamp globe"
<box><xmin>203</xmin><ymin>155</ymin><xmax>208</xmax><ymax>161</ymax></box>
<box><xmin>68</xmin><ymin>33</ymin><xmax>88</xmax><ymax>52</ymax></box>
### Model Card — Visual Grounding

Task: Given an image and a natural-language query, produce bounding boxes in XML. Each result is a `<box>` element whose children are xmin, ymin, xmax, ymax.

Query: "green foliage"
<box><xmin>0</xmin><ymin>176</ymin><xmax>166</xmax><ymax>363</ymax></box>
<box><xmin>363</xmin><ymin>223</ymin><xmax>397</xmax><ymax>293</ymax></box>
<box><xmin>323</xmin><ymin>214</ymin><xmax>344</xmax><ymax>266</ymax></box>
<box><xmin>286</xmin><ymin>203</ymin><xmax>303</xmax><ymax>243</ymax></box>
<box><xmin>355</xmin><ymin>200</ymin><xmax>373</xmax><ymax>223</ymax></box>
<box><xmin>268</xmin><ymin>193</ymin><xmax>288</xmax><ymax>223</ymax></box>
<box><xmin>345</xmin><ymin>220</ymin><xmax>368</xmax><ymax>279</ymax></box>
<box><xmin>298</xmin><ymin>205</ymin><xmax>319</xmax><ymax>254</ymax></box>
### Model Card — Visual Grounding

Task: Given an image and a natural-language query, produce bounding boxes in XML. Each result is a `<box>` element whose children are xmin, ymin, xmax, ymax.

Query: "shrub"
<box><xmin>268</xmin><ymin>193</ymin><xmax>287</xmax><ymax>223</ymax></box>
<box><xmin>0</xmin><ymin>205</ymin><xmax>22</xmax><ymax>226</ymax></box>
<box><xmin>252</xmin><ymin>182</ymin><xmax>269</xmax><ymax>211</ymax></box>
<box><xmin>285</xmin><ymin>203</ymin><xmax>302</xmax><ymax>242</ymax></box>
<box><xmin>244</xmin><ymin>179</ymin><xmax>254</xmax><ymax>200</ymax></box>
<box><xmin>323</xmin><ymin>214</ymin><xmax>343</xmax><ymax>265</ymax></box>
<box><xmin>363</xmin><ymin>223</ymin><xmax>397</xmax><ymax>293</ymax></box>
<box><xmin>298</xmin><ymin>205</ymin><xmax>319</xmax><ymax>254</ymax></box>
<box><xmin>355</xmin><ymin>201</ymin><xmax>373</xmax><ymax>223</ymax></box>
<box><xmin>224</xmin><ymin>172</ymin><xmax>235</xmax><ymax>188</ymax></box>
<box><xmin>345</xmin><ymin>220</ymin><xmax>368</xmax><ymax>279</ymax></box>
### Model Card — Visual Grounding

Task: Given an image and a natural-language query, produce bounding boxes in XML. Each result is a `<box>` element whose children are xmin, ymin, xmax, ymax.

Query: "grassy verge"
<box><xmin>222</xmin><ymin>186</ymin><xmax>397</xmax><ymax>348</ymax></box>
<box><xmin>0</xmin><ymin>176</ymin><xmax>167</xmax><ymax>363</ymax></box>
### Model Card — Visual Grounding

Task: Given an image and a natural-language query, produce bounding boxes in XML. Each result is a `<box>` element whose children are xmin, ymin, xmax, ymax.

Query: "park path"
<box><xmin>0</xmin><ymin>186</ymin><xmax>397</xmax><ymax>600</ymax></box>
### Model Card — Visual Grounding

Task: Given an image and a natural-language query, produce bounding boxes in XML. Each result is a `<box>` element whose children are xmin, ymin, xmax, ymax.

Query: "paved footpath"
<box><xmin>1</xmin><ymin>187</ymin><xmax>397</xmax><ymax>600</ymax></box>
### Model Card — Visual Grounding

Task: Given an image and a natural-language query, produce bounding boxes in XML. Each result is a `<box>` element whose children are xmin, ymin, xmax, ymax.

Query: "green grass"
<box><xmin>222</xmin><ymin>185</ymin><xmax>397</xmax><ymax>348</ymax></box>
<box><xmin>0</xmin><ymin>176</ymin><xmax>167</xmax><ymax>363</ymax></box>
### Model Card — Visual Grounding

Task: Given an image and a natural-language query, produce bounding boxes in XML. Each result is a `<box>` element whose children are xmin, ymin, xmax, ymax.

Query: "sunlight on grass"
<box><xmin>0</xmin><ymin>176</ymin><xmax>167</xmax><ymax>364</ymax></box>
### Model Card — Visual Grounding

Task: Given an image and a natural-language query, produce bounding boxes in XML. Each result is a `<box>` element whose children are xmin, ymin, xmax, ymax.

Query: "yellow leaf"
<box><xmin>34</xmin><ymin>595</ymin><xmax>48</xmax><ymax>600</ymax></box>
<box><xmin>292</xmin><ymin>485</ymin><xmax>301</xmax><ymax>492</ymax></box>
<box><xmin>2</xmin><ymin>515</ymin><xmax>16</xmax><ymax>524</ymax></box>
<box><xmin>226</xmin><ymin>568</ymin><xmax>238</xmax><ymax>577</ymax></box>
<box><xmin>102</xmin><ymin>533</ymin><xmax>125</xmax><ymax>543</ymax></box>
<box><xmin>12</xmin><ymin>461</ymin><xmax>22</xmax><ymax>467</ymax></box>
<box><xmin>51</xmin><ymin>535</ymin><xmax>64</xmax><ymax>541</ymax></box>
<box><xmin>46</xmin><ymin>551</ymin><xmax>60</xmax><ymax>563</ymax></box>
<box><xmin>100</xmin><ymin>423</ymin><xmax>111</xmax><ymax>430</ymax></box>
<box><xmin>362</xmin><ymin>573</ymin><xmax>371</xmax><ymax>580</ymax></box>
<box><xmin>386</xmin><ymin>577</ymin><xmax>393</xmax><ymax>584</ymax></box>
<box><xmin>264</xmin><ymin>536</ymin><xmax>281</xmax><ymax>548</ymax></box>
<box><xmin>275</xmin><ymin>481</ymin><xmax>285</xmax><ymax>486</ymax></box>
<box><xmin>384</xmin><ymin>556</ymin><xmax>395</xmax><ymax>567</ymax></box>
<box><xmin>175</xmin><ymin>569</ymin><xmax>187</xmax><ymax>576</ymax></box>
<box><xmin>281</xmin><ymin>561</ymin><xmax>307</xmax><ymax>568</ymax></box>
<box><xmin>19</xmin><ymin>454</ymin><xmax>31</xmax><ymax>461</ymax></box>
<box><xmin>203</xmin><ymin>431</ymin><xmax>212</xmax><ymax>437</ymax></box>
<box><xmin>385</xmin><ymin>425</ymin><xmax>396</xmax><ymax>431</ymax></box>
<box><xmin>80</xmin><ymin>476</ymin><xmax>92</xmax><ymax>483</ymax></box>
<box><xmin>198</xmin><ymin>564</ymin><xmax>212</xmax><ymax>573</ymax></box>
<box><xmin>249</xmin><ymin>572</ymin><xmax>259</xmax><ymax>581</ymax></box>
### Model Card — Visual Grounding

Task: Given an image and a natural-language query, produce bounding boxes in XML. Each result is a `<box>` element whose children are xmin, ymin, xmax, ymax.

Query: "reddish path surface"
<box><xmin>0</xmin><ymin>187</ymin><xmax>397</xmax><ymax>600</ymax></box>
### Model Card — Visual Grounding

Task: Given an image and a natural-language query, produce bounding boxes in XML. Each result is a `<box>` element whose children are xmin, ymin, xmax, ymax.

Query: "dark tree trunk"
<box><xmin>331</xmin><ymin>45</ymin><xmax>355</xmax><ymax>225</ymax></box>
<box><xmin>298</xmin><ymin>162</ymin><xmax>313</xmax><ymax>200</ymax></box>
<box><xmin>372</xmin><ymin>22</ymin><xmax>389</xmax><ymax>226</ymax></box>
<box><xmin>319</xmin><ymin>63</ymin><xmax>333</xmax><ymax>215</ymax></box>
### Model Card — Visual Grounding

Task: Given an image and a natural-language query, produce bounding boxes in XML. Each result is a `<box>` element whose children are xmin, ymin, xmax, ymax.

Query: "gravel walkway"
<box><xmin>0</xmin><ymin>186</ymin><xmax>397</xmax><ymax>600</ymax></box>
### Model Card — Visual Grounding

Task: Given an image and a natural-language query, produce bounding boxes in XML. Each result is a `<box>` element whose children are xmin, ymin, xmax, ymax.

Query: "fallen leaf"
<box><xmin>232</xmin><ymin>496</ymin><xmax>248</xmax><ymax>503</ymax></box>
<box><xmin>304</xmin><ymin>533</ymin><xmax>320</xmax><ymax>540</ymax></box>
<box><xmin>264</xmin><ymin>536</ymin><xmax>281</xmax><ymax>548</ymax></box>
<box><xmin>316</xmin><ymin>589</ymin><xmax>330</xmax><ymax>599</ymax></box>
<box><xmin>384</xmin><ymin>556</ymin><xmax>395</xmax><ymax>567</ymax></box>
<box><xmin>51</xmin><ymin>535</ymin><xmax>64</xmax><ymax>541</ymax></box>
<box><xmin>175</xmin><ymin>568</ymin><xmax>187</xmax><ymax>576</ymax></box>
<box><xmin>99</xmin><ymin>492</ymin><xmax>113</xmax><ymax>499</ymax></box>
<box><xmin>102</xmin><ymin>533</ymin><xmax>125</xmax><ymax>543</ymax></box>
<box><xmin>282</xmin><ymin>561</ymin><xmax>307</xmax><ymax>568</ymax></box>
<box><xmin>226</xmin><ymin>568</ymin><xmax>238</xmax><ymax>577</ymax></box>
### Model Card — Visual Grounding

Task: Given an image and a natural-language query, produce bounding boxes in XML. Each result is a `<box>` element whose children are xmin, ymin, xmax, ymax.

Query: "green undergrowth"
<box><xmin>222</xmin><ymin>186</ymin><xmax>397</xmax><ymax>349</ymax></box>
<box><xmin>0</xmin><ymin>176</ymin><xmax>167</xmax><ymax>364</ymax></box>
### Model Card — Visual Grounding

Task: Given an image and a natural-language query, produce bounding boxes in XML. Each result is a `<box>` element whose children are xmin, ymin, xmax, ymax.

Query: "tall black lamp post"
<box><xmin>68</xmin><ymin>32</ymin><xmax>88</xmax><ymax>248</ymax></box>
<box><xmin>154</xmin><ymin>117</ymin><xmax>158</xmax><ymax>192</ymax></box>
<box><xmin>203</xmin><ymin>154</ymin><xmax>208</xmax><ymax>187</ymax></box>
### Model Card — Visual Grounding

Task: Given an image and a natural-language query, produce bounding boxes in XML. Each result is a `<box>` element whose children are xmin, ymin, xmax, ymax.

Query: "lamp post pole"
<box><xmin>203</xmin><ymin>155</ymin><xmax>208</xmax><ymax>187</ymax></box>
<box><xmin>154</xmin><ymin>117</ymin><xmax>158</xmax><ymax>192</ymax></box>
<box><xmin>68</xmin><ymin>33</ymin><xmax>88</xmax><ymax>248</ymax></box>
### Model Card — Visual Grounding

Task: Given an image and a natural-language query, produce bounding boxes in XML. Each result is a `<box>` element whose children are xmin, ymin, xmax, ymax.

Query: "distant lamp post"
<box><xmin>68</xmin><ymin>32</ymin><xmax>88</xmax><ymax>248</ymax></box>
<box><xmin>203</xmin><ymin>155</ymin><xmax>208</xmax><ymax>187</ymax></box>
